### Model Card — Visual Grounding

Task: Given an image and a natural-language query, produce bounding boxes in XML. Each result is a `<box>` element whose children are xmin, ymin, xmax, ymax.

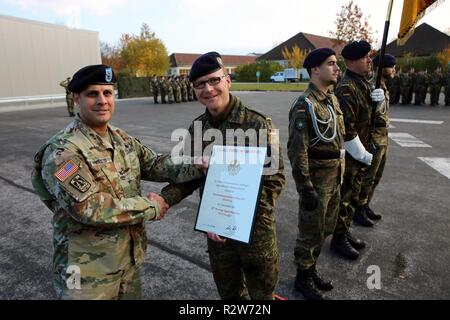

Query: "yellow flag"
<box><xmin>397</xmin><ymin>0</ymin><xmax>442</xmax><ymax>45</ymax></box>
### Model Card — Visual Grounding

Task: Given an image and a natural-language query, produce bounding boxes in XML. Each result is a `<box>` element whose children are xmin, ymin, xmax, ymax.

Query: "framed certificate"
<box><xmin>194</xmin><ymin>145</ymin><xmax>267</xmax><ymax>244</ymax></box>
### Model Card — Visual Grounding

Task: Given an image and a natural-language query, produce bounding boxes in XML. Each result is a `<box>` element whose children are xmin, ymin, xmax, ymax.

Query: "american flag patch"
<box><xmin>54</xmin><ymin>160</ymin><xmax>79</xmax><ymax>182</ymax></box>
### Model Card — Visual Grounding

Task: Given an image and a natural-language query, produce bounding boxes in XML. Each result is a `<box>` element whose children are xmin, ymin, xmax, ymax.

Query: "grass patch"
<box><xmin>231</xmin><ymin>82</ymin><xmax>308</xmax><ymax>92</ymax></box>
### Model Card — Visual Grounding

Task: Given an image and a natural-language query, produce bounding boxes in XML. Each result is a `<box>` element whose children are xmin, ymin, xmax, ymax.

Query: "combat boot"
<box><xmin>365</xmin><ymin>205</ymin><xmax>382</xmax><ymax>220</ymax></box>
<box><xmin>312</xmin><ymin>264</ymin><xmax>333</xmax><ymax>291</ymax></box>
<box><xmin>331</xmin><ymin>233</ymin><xmax>359</xmax><ymax>260</ymax></box>
<box><xmin>346</xmin><ymin>231</ymin><xmax>366</xmax><ymax>249</ymax></box>
<box><xmin>353</xmin><ymin>206</ymin><xmax>374</xmax><ymax>227</ymax></box>
<box><xmin>294</xmin><ymin>269</ymin><xmax>326</xmax><ymax>300</ymax></box>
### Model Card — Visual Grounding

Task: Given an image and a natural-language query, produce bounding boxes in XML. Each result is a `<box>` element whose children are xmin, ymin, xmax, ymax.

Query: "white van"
<box><xmin>270</xmin><ymin>72</ymin><xmax>285</xmax><ymax>82</ymax></box>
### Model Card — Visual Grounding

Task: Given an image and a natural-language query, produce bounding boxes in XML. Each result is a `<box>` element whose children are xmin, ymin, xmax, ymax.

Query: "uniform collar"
<box><xmin>346</xmin><ymin>69</ymin><xmax>370</xmax><ymax>83</ymax></box>
<box><xmin>308</xmin><ymin>82</ymin><xmax>333</xmax><ymax>102</ymax></box>
<box><xmin>205</xmin><ymin>94</ymin><xmax>244</xmax><ymax>126</ymax></box>
<box><xmin>72</xmin><ymin>115</ymin><xmax>115</xmax><ymax>150</ymax></box>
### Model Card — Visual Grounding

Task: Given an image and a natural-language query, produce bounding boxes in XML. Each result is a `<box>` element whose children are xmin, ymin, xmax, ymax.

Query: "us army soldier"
<box><xmin>32</xmin><ymin>65</ymin><xmax>205</xmax><ymax>300</ymax></box>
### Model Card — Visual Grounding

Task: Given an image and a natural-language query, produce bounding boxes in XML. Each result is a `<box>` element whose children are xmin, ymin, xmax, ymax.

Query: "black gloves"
<box><xmin>301</xmin><ymin>188</ymin><xmax>319</xmax><ymax>211</ymax></box>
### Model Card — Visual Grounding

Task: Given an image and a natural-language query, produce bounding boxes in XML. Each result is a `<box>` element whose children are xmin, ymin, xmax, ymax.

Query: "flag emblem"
<box><xmin>55</xmin><ymin>160</ymin><xmax>79</xmax><ymax>182</ymax></box>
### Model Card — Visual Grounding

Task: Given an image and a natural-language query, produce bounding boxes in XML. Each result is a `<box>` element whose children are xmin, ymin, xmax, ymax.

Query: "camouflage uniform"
<box><xmin>59</xmin><ymin>78</ymin><xmax>74</xmax><ymax>116</ymax></box>
<box><xmin>167</xmin><ymin>77</ymin><xmax>175</xmax><ymax>104</ymax></box>
<box><xmin>287</xmin><ymin>83</ymin><xmax>345</xmax><ymax>270</ymax></box>
<box><xmin>180</xmin><ymin>77</ymin><xmax>188</xmax><ymax>102</ymax></box>
<box><xmin>174</xmin><ymin>78</ymin><xmax>182</xmax><ymax>103</ymax></box>
<box><xmin>334</xmin><ymin>69</ymin><xmax>373</xmax><ymax>235</ymax></box>
<box><xmin>186</xmin><ymin>77</ymin><xmax>194</xmax><ymax>101</ymax></box>
<box><xmin>31</xmin><ymin>116</ymin><xmax>203</xmax><ymax>299</ymax></box>
<box><xmin>413</xmin><ymin>71</ymin><xmax>427</xmax><ymax>105</ymax></box>
<box><xmin>400</xmin><ymin>71</ymin><xmax>413</xmax><ymax>105</ymax></box>
<box><xmin>159</xmin><ymin>77</ymin><xmax>167</xmax><ymax>104</ymax></box>
<box><xmin>358</xmin><ymin>80</ymin><xmax>389</xmax><ymax>208</ymax></box>
<box><xmin>429</xmin><ymin>70</ymin><xmax>443</xmax><ymax>106</ymax></box>
<box><xmin>389</xmin><ymin>73</ymin><xmax>400</xmax><ymax>105</ymax></box>
<box><xmin>445</xmin><ymin>69</ymin><xmax>450</xmax><ymax>106</ymax></box>
<box><xmin>161</xmin><ymin>95</ymin><xmax>285</xmax><ymax>300</ymax></box>
<box><xmin>151</xmin><ymin>76</ymin><xmax>160</xmax><ymax>104</ymax></box>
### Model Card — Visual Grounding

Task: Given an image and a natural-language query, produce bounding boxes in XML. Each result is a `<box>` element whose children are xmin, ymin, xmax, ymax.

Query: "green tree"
<box><xmin>120</xmin><ymin>23</ymin><xmax>169</xmax><ymax>76</ymax></box>
<box><xmin>235</xmin><ymin>61</ymin><xmax>283</xmax><ymax>82</ymax></box>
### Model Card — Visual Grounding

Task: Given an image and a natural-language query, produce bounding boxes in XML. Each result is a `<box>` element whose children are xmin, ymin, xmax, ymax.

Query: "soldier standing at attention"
<box><xmin>167</xmin><ymin>76</ymin><xmax>175</xmax><ymax>104</ymax></box>
<box><xmin>159</xmin><ymin>76</ymin><xmax>167</xmax><ymax>104</ymax></box>
<box><xmin>287</xmin><ymin>48</ymin><xmax>345</xmax><ymax>300</ymax></box>
<box><xmin>60</xmin><ymin>77</ymin><xmax>75</xmax><ymax>117</ymax></box>
<box><xmin>31</xmin><ymin>65</ymin><xmax>205</xmax><ymax>299</ymax></box>
<box><xmin>331</xmin><ymin>41</ymin><xmax>385</xmax><ymax>260</ymax></box>
<box><xmin>151</xmin><ymin>74</ymin><xmax>159</xmax><ymax>104</ymax></box>
<box><xmin>160</xmin><ymin>52</ymin><xmax>285</xmax><ymax>300</ymax></box>
<box><xmin>429</xmin><ymin>68</ymin><xmax>443</xmax><ymax>106</ymax></box>
<box><xmin>358</xmin><ymin>54</ymin><xmax>396</xmax><ymax>222</ymax></box>
<box><xmin>389</xmin><ymin>69</ymin><xmax>401</xmax><ymax>105</ymax></box>
<box><xmin>445</xmin><ymin>68</ymin><xmax>450</xmax><ymax>106</ymax></box>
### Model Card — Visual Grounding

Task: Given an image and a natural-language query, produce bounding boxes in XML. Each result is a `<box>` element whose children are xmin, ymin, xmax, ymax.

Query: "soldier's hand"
<box><xmin>147</xmin><ymin>192</ymin><xmax>169</xmax><ymax>220</ymax></box>
<box><xmin>195</xmin><ymin>156</ymin><xmax>209</xmax><ymax>174</ymax></box>
<box><xmin>207</xmin><ymin>232</ymin><xmax>227</xmax><ymax>243</ymax></box>
<box><xmin>301</xmin><ymin>189</ymin><xmax>319</xmax><ymax>211</ymax></box>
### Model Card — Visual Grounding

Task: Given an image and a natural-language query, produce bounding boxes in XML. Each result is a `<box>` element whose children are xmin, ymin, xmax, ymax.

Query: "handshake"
<box><xmin>147</xmin><ymin>192</ymin><xmax>170</xmax><ymax>221</ymax></box>
<box><xmin>145</xmin><ymin>156</ymin><xmax>210</xmax><ymax>221</ymax></box>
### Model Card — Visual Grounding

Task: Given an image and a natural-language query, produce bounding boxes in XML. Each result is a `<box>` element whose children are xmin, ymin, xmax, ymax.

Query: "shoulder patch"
<box><xmin>54</xmin><ymin>160</ymin><xmax>79</xmax><ymax>182</ymax></box>
<box><xmin>69</xmin><ymin>174</ymin><xmax>91</xmax><ymax>193</ymax></box>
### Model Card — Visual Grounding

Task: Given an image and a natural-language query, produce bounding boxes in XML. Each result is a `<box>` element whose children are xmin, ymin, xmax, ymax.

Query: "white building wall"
<box><xmin>0</xmin><ymin>15</ymin><xmax>101</xmax><ymax>99</ymax></box>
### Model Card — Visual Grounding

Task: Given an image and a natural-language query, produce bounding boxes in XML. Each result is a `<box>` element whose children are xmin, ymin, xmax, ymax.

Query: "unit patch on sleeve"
<box><xmin>69</xmin><ymin>174</ymin><xmax>91</xmax><ymax>193</ymax></box>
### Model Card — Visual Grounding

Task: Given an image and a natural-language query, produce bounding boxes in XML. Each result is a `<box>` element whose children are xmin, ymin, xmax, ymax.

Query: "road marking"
<box><xmin>388</xmin><ymin>124</ymin><xmax>396</xmax><ymax>129</ymax></box>
<box><xmin>389</xmin><ymin>132</ymin><xmax>431</xmax><ymax>148</ymax></box>
<box><xmin>390</xmin><ymin>118</ymin><xmax>443</xmax><ymax>125</ymax></box>
<box><xmin>418</xmin><ymin>157</ymin><xmax>450</xmax><ymax>180</ymax></box>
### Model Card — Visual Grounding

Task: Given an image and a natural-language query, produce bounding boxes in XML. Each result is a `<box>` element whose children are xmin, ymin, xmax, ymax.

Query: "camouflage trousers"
<box><xmin>54</xmin><ymin>263</ymin><xmax>142</xmax><ymax>300</ymax></box>
<box><xmin>334</xmin><ymin>155</ymin><xmax>366</xmax><ymax>235</ymax></box>
<box><xmin>294</xmin><ymin>175</ymin><xmax>340</xmax><ymax>270</ymax></box>
<box><xmin>414</xmin><ymin>88</ymin><xmax>426</xmax><ymax>105</ymax></box>
<box><xmin>66</xmin><ymin>94</ymin><xmax>74</xmax><ymax>114</ymax></box>
<box><xmin>153</xmin><ymin>90</ymin><xmax>159</xmax><ymax>104</ymax></box>
<box><xmin>358</xmin><ymin>144</ymin><xmax>388</xmax><ymax>207</ymax></box>
<box><xmin>207</xmin><ymin>229</ymin><xmax>279</xmax><ymax>300</ymax></box>
<box><xmin>429</xmin><ymin>86</ymin><xmax>441</xmax><ymax>105</ymax></box>
<box><xmin>167</xmin><ymin>88</ymin><xmax>174</xmax><ymax>103</ymax></box>
<box><xmin>445</xmin><ymin>87</ymin><xmax>450</xmax><ymax>106</ymax></box>
<box><xmin>160</xmin><ymin>89</ymin><xmax>167</xmax><ymax>103</ymax></box>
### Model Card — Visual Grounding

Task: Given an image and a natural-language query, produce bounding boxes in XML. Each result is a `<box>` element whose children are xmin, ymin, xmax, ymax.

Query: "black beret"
<box><xmin>341</xmin><ymin>40</ymin><xmax>372</xmax><ymax>60</ymax></box>
<box><xmin>68</xmin><ymin>64</ymin><xmax>116</xmax><ymax>93</ymax></box>
<box><xmin>189</xmin><ymin>52</ymin><xmax>224</xmax><ymax>82</ymax></box>
<box><xmin>303</xmin><ymin>48</ymin><xmax>336</xmax><ymax>69</ymax></box>
<box><xmin>372</xmin><ymin>54</ymin><xmax>396</xmax><ymax>68</ymax></box>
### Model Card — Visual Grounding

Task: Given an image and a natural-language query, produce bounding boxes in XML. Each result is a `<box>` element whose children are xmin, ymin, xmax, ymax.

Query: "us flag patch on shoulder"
<box><xmin>54</xmin><ymin>160</ymin><xmax>79</xmax><ymax>182</ymax></box>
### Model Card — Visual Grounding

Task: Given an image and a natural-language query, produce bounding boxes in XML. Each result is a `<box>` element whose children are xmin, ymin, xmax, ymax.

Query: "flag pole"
<box><xmin>376</xmin><ymin>0</ymin><xmax>395</xmax><ymax>88</ymax></box>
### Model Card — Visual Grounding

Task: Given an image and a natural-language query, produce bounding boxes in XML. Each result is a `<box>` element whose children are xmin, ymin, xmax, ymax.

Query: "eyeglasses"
<box><xmin>193</xmin><ymin>75</ymin><xmax>227</xmax><ymax>89</ymax></box>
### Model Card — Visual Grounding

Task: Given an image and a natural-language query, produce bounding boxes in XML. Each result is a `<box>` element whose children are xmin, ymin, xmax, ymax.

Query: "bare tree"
<box><xmin>329</xmin><ymin>0</ymin><xmax>377</xmax><ymax>46</ymax></box>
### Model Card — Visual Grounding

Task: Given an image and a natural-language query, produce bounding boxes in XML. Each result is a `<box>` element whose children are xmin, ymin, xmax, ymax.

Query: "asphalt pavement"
<box><xmin>0</xmin><ymin>91</ymin><xmax>449</xmax><ymax>300</ymax></box>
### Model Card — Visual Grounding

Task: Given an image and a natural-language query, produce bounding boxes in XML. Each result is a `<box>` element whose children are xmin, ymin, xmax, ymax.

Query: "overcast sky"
<box><xmin>1</xmin><ymin>0</ymin><xmax>449</xmax><ymax>55</ymax></box>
